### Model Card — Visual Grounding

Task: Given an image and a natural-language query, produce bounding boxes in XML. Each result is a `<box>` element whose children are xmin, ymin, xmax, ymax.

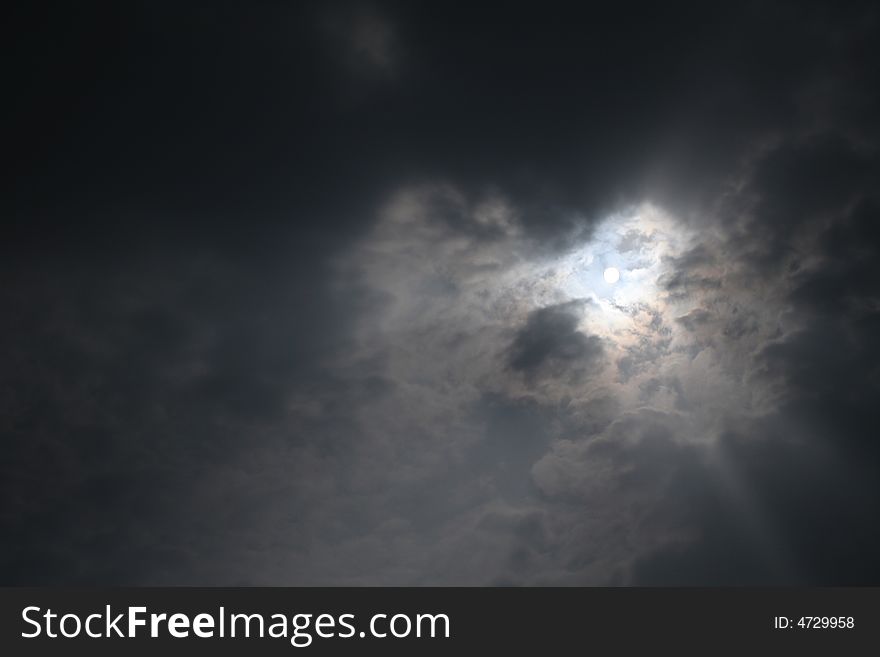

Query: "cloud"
<box><xmin>321</xmin><ymin>5</ymin><xmax>400</xmax><ymax>79</ymax></box>
<box><xmin>508</xmin><ymin>301</ymin><xmax>604</xmax><ymax>383</ymax></box>
<box><xmin>4</xmin><ymin>0</ymin><xmax>880</xmax><ymax>586</ymax></box>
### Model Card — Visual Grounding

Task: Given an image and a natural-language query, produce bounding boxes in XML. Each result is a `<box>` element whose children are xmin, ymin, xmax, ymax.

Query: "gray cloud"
<box><xmin>508</xmin><ymin>301</ymin><xmax>604</xmax><ymax>383</ymax></box>
<box><xmin>4</xmin><ymin>0</ymin><xmax>880</xmax><ymax>586</ymax></box>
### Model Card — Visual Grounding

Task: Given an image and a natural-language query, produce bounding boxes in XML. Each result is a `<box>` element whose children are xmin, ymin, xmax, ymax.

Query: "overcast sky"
<box><xmin>4</xmin><ymin>1</ymin><xmax>880</xmax><ymax>585</ymax></box>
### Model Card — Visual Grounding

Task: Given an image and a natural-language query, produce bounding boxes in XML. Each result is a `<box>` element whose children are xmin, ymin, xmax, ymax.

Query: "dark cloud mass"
<box><xmin>508</xmin><ymin>301</ymin><xmax>604</xmax><ymax>382</ymax></box>
<box><xmin>3</xmin><ymin>1</ymin><xmax>880</xmax><ymax>585</ymax></box>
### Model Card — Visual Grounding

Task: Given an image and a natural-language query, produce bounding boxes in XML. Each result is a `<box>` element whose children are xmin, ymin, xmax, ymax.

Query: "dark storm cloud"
<box><xmin>729</xmin><ymin>134</ymin><xmax>880</xmax><ymax>270</ymax></box>
<box><xmin>789</xmin><ymin>199</ymin><xmax>880</xmax><ymax>314</ymax></box>
<box><xmin>4</xmin><ymin>0</ymin><xmax>880</xmax><ymax>585</ymax></box>
<box><xmin>0</xmin><ymin>252</ymin><xmax>348</xmax><ymax>583</ymax></box>
<box><xmin>508</xmin><ymin>301</ymin><xmax>603</xmax><ymax>382</ymax></box>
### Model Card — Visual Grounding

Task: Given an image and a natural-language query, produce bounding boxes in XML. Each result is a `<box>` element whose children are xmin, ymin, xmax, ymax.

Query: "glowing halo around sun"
<box><xmin>603</xmin><ymin>267</ymin><xmax>620</xmax><ymax>284</ymax></box>
<box><xmin>549</xmin><ymin>203</ymin><xmax>696</xmax><ymax>338</ymax></box>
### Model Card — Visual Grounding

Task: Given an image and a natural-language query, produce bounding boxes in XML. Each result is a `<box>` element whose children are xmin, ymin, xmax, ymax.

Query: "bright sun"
<box><xmin>603</xmin><ymin>267</ymin><xmax>620</xmax><ymax>284</ymax></box>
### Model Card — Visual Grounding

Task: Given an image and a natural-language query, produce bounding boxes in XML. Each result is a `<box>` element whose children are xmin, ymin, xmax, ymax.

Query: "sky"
<box><xmin>3</xmin><ymin>1</ymin><xmax>880</xmax><ymax>585</ymax></box>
